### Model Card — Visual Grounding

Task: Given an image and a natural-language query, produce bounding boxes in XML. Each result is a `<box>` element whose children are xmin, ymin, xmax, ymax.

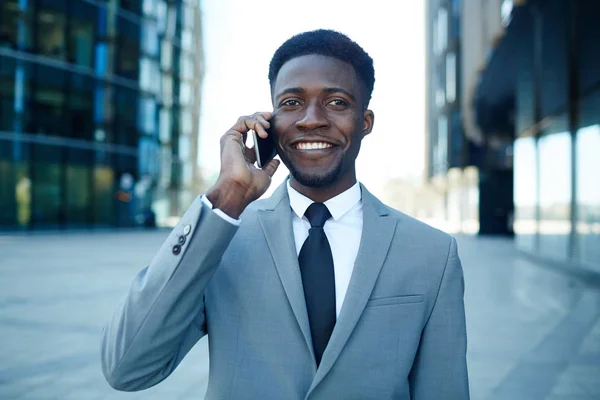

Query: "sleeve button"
<box><xmin>172</xmin><ymin>244</ymin><xmax>181</xmax><ymax>255</ymax></box>
<box><xmin>178</xmin><ymin>235</ymin><xmax>186</xmax><ymax>245</ymax></box>
<box><xmin>183</xmin><ymin>224</ymin><xmax>192</xmax><ymax>235</ymax></box>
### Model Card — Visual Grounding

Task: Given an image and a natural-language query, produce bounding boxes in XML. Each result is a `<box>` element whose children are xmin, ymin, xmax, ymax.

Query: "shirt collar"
<box><xmin>287</xmin><ymin>179</ymin><xmax>362</xmax><ymax>221</ymax></box>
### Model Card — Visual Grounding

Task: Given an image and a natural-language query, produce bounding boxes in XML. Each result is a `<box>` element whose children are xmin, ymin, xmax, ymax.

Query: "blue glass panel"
<box><xmin>538</xmin><ymin>115</ymin><xmax>571</xmax><ymax>263</ymax></box>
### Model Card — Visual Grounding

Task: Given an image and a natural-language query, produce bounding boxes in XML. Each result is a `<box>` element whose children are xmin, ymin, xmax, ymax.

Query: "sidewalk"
<box><xmin>0</xmin><ymin>231</ymin><xmax>598</xmax><ymax>399</ymax></box>
<box><xmin>456</xmin><ymin>235</ymin><xmax>600</xmax><ymax>400</ymax></box>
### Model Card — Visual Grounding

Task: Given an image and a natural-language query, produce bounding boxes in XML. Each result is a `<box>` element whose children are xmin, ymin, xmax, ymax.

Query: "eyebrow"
<box><xmin>275</xmin><ymin>87</ymin><xmax>356</xmax><ymax>102</ymax></box>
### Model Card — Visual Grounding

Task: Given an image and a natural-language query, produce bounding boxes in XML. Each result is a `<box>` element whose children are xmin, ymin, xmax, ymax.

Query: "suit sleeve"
<box><xmin>409</xmin><ymin>236</ymin><xmax>470</xmax><ymax>399</ymax></box>
<box><xmin>101</xmin><ymin>196</ymin><xmax>239</xmax><ymax>391</ymax></box>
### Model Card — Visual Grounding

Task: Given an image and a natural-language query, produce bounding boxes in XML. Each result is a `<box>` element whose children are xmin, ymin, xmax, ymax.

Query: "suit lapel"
<box><xmin>308</xmin><ymin>184</ymin><xmax>398</xmax><ymax>393</ymax></box>
<box><xmin>257</xmin><ymin>182</ymin><xmax>315</xmax><ymax>362</ymax></box>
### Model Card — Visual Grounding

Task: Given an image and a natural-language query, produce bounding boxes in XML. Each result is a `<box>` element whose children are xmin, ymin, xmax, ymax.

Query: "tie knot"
<box><xmin>304</xmin><ymin>203</ymin><xmax>331</xmax><ymax>228</ymax></box>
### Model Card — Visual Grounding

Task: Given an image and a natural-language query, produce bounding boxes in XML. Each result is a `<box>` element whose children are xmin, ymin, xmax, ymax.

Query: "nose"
<box><xmin>295</xmin><ymin>101</ymin><xmax>329</xmax><ymax>131</ymax></box>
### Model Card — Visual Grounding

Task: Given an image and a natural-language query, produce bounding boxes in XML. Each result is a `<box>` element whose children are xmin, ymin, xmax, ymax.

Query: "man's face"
<box><xmin>271</xmin><ymin>54</ymin><xmax>374</xmax><ymax>189</ymax></box>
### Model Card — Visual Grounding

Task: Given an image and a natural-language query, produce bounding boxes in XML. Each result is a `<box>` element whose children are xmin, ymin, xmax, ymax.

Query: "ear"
<box><xmin>361</xmin><ymin>110</ymin><xmax>375</xmax><ymax>138</ymax></box>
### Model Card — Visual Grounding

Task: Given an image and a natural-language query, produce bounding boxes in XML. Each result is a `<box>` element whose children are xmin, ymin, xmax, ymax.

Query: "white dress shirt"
<box><xmin>202</xmin><ymin>180</ymin><xmax>363</xmax><ymax>317</ymax></box>
<box><xmin>287</xmin><ymin>180</ymin><xmax>363</xmax><ymax>318</ymax></box>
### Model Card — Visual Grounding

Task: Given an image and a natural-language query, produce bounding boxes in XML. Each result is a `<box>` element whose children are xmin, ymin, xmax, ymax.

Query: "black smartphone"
<box><xmin>251</xmin><ymin>126</ymin><xmax>277</xmax><ymax>168</ymax></box>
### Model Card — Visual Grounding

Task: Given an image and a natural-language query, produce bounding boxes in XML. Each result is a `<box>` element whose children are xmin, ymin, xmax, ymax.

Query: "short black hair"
<box><xmin>268</xmin><ymin>29</ymin><xmax>375</xmax><ymax>107</ymax></box>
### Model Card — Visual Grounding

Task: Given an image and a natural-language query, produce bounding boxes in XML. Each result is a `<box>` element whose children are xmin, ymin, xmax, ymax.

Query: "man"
<box><xmin>101</xmin><ymin>29</ymin><xmax>469</xmax><ymax>399</ymax></box>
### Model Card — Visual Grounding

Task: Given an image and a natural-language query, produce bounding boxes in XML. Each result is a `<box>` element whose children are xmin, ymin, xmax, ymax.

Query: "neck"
<box><xmin>289</xmin><ymin>175</ymin><xmax>357</xmax><ymax>203</ymax></box>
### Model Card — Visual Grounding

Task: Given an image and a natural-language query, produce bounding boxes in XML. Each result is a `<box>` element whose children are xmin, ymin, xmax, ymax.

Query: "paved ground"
<box><xmin>0</xmin><ymin>229</ymin><xmax>598</xmax><ymax>400</ymax></box>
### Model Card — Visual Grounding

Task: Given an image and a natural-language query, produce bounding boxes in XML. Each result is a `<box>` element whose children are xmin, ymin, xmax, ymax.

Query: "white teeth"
<box><xmin>296</xmin><ymin>142</ymin><xmax>332</xmax><ymax>150</ymax></box>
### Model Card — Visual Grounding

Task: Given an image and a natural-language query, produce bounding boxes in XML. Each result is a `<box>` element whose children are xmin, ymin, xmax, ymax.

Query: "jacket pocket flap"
<box><xmin>366</xmin><ymin>294</ymin><xmax>424</xmax><ymax>307</ymax></box>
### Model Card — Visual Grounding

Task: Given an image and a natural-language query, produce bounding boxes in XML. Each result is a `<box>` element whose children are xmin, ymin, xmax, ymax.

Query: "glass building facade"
<box><xmin>425</xmin><ymin>0</ymin><xmax>485</xmax><ymax>234</ymax></box>
<box><xmin>476</xmin><ymin>0</ymin><xmax>600</xmax><ymax>271</ymax></box>
<box><xmin>426</xmin><ymin>0</ymin><xmax>465</xmax><ymax>179</ymax></box>
<box><xmin>0</xmin><ymin>0</ymin><xmax>203</xmax><ymax>229</ymax></box>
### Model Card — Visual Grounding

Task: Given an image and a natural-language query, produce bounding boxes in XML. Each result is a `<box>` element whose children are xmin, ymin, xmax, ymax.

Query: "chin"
<box><xmin>288</xmin><ymin>164</ymin><xmax>344</xmax><ymax>189</ymax></box>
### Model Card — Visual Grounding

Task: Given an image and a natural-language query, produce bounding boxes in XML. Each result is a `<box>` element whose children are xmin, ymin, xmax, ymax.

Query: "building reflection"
<box><xmin>425</xmin><ymin>0</ymin><xmax>600</xmax><ymax>272</ymax></box>
<box><xmin>0</xmin><ymin>0</ymin><xmax>204</xmax><ymax>229</ymax></box>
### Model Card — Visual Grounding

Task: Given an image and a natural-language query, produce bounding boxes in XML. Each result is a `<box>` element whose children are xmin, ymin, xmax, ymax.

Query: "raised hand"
<box><xmin>205</xmin><ymin>112</ymin><xmax>280</xmax><ymax>218</ymax></box>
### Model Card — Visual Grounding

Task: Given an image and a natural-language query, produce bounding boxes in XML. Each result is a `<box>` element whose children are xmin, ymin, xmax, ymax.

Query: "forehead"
<box><xmin>273</xmin><ymin>54</ymin><xmax>361</xmax><ymax>97</ymax></box>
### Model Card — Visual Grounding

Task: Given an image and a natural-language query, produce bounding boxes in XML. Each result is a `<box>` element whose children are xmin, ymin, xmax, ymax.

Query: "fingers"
<box><xmin>228</xmin><ymin>112</ymin><xmax>272</xmax><ymax>139</ymax></box>
<box><xmin>220</xmin><ymin>112</ymin><xmax>273</xmax><ymax>164</ymax></box>
<box><xmin>262</xmin><ymin>158</ymin><xmax>280</xmax><ymax>178</ymax></box>
<box><xmin>253</xmin><ymin>113</ymin><xmax>271</xmax><ymax>132</ymax></box>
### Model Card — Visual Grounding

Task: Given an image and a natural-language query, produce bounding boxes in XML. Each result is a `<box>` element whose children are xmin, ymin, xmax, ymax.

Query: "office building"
<box><xmin>0</xmin><ymin>0</ymin><xmax>204</xmax><ymax>229</ymax></box>
<box><xmin>476</xmin><ymin>0</ymin><xmax>600</xmax><ymax>271</ymax></box>
<box><xmin>425</xmin><ymin>0</ymin><xmax>485</xmax><ymax>235</ymax></box>
<box><xmin>426</xmin><ymin>0</ymin><xmax>600</xmax><ymax>271</ymax></box>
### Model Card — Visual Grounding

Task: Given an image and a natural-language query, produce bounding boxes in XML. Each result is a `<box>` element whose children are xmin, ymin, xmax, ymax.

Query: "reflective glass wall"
<box><xmin>512</xmin><ymin>0</ymin><xmax>600</xmax><ymax>271</ymax></box>
<box><xmin>0</xmin><ymin>0</ymin><xmax>203</xmax><ymax>229</ymax></box>
<box><xmin>575</xmin><ymin>93</ymin><xmax>600</xmax><ymax>270</ymax></box>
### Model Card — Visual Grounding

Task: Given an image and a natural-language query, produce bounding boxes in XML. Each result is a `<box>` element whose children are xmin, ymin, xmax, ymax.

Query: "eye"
<box><xmin>281</xmin><ymin>99</ymin><xmax>301</xmax><ymax>107</ymax></box>
<box><xmin>328</xmin><ymin>99</ymin><xmax>349</xmax><ymax>107</ymax></box>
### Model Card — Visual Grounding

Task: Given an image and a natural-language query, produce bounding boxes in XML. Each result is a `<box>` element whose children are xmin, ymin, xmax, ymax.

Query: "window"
<box><xmin>513</xmin><ymin>136</ymin><xmax>537</xmax><ymax>252</ymax></box>
<box><xmin>436</xmin><ymin>115</ymin><xmax>448</xmax><ymax>174</ymax></box>
<box><xmin>0</xmin><ymin>140</ymin><xmax>30</xmax><ymax>227</ymax></box>
<box><xmin>445</xmin><ymin>53</ymin><xmax>456</xmax><ymax>103</ymax></box>
<box><xmin>166</xmin><ymin>5</ymin><xmax>177</xmax><ymax>38</ymax></box>
<box><xmin>179</xmin><ymin>82</ymin><xmax>192</xmax><ymax>106</ymax></box>
<box><xmin>436</xmin><ymin>88</ymin><xmax>445</xmax><ymax>108</ymax></box>
<box><xmin>181</xmin><ymin>30</ymin><xmax>193</xmax><ymax>52</ymax></box>
<box><xmin>0</xmin><ymin>57</ymin><xmax>17</xmax><ymax>130</ymax></box>
<box><xmin>65</xmin><ymin>148</ymin><xmax>92</xmax><ymax>226</ymax></box>
<box><xmin>115</xmin><ymin>17</ymin><xmax>140</xmax><ymax>79</ymax></box>
<box><xmin>435</xmin><ymin>66</ymin><xmax>446</xmax><ymax>108</ymax></box>
<box><xmin>142</xmin><ymin>0</ymin><xmax>156</xmax><ymax>17</ymax></box>
<box><xmin>435</xmin><ymin>8</ymin><xmax>448</xmax><ymax>56</ymax></box>
<box><xmin>140</xmin><ymin>57</ymin><xmax>153</xmax><ymax>92</ymax></box>
<box><xmin>161</xmin><ymin>39</ymin><xmax>173</xmax><ymax>70</ymax></box>
<box><xmin>450</xmin><ymin>110</ymin><xmax>462</xmax><ymax>168</ymax></box>
<box><xmin>538</xmin><ymin>118</ymin><xmax>571</xmax><ymax>263</ymax></box>
<box><xmin>159</xmin><ymin>146</ymin><xmax>172</xmax><ymax>187</ymax></box>
<box><xmin>114</xmin><ymin>87</ymin><xmax>138</xmax><ymax>146</ymax></box>
<box><xmin>180</xmin><ymin>108</ymin><xmax>192</xmax><ymax>135</ymax></box>
<box><xmin>576</xmin><ymin>90</ymin><xmax>600</xmax><ymax>269</ymax></box>
<box><xmin>157</xmin><ymin>1</ymin><xmax>168</xmax><ymax>34</ymax></box>
<box><xmin>31</xmin><ymin>143</ymin><xmax>62</xmax><ymax>227</ymax></box>
<box><xmin>183</xmin><ymin>5</ymin><xmax>195</xmax><ymax>30</ymax></box>
<box><xmin>181</xmin><ymin>55</ymin><xmax>194</xmax><ymax>80</ymax></box>
<box><xmin>120</xmin><ymin>0</ymin><xmax>141</xmax><ymax>15</ymax></box>
<box><xmin>182</xmin><ymin>161</ymin><xmax>193</xmax><ymax>187</ymax></box>
<box><xmin>178</xmin><ymin>134</ymin><xmax>190</xmax><ymax>161</ymax></box>
<box><xmin>162</xmin><ymin>74</ymin><xmax>173</xmax><ymax>106</ymax></box>
<box><xmin>69</xmin><ymin>0</ymin><xmax>95</xmax><ymax>67</ymax></box>
<box><xmin>138</xmin><ymin>95</ymin><xmax>157</xmax><ymax>135</ymax></box>
<box><xmin>576</xmin><ymin>125</ymin><xmax>600</xmax><ymax>263</ymax></box>
<box><xmin>451</xmin><ymin>0</ymin><xmax>461</xmax><ymax>40</ymax></box>
<box><xmin>93</xmin><ymin>166</ymin><xmax>115</xmax><ymax>226</ymax></box>
<box><xmin>432</xmin><ymin>17</ymin><xmax>438</xmax><ymax>56</ymax></box>
<box><xmin>31</xmin><ymin>64</ymin><xmax>68</xmax><ymax>136</ymax></box>
<box><xmin>577</xmin><ymin>1</ymin><xmax>600</xmax><ymax>94</ymax></box>
<box><xmin>139</xmin><ymin>137</ymin><xmax>159</xmax><ymax>176</ymax></box>
<box><xmin>68</xmin><ymin>73</ymin><xmax>95</xmax><ymax>139</ymax></box>
<box><xmin>141</xmin><ymin>19</ymin><xmax>159</xmax><ymax>57</ymax></box>
<box><xmin>540</xmin><ymin>0</ymin><xmax>569</xmax><ymax>117</ymax></box>
<box><xmin>1</xmin><ymin>0</ymin><xmax>33</xmax><ymax>50</ymax></box>
<box><xmin>159</xmin><ymin>107</ymin><xmax>171</xmax><ymax>143</ymax></box>
<box><xmin>36</xmin><ymin>1</ymin><xmax>67</xmax><ymax>60</ymax></box>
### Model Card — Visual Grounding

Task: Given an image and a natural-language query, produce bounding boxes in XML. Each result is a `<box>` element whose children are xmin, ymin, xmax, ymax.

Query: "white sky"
<box><xmin>199</xmin><ymin>0</ymin><xmax>426</xmax><ymax>197</ymax></box>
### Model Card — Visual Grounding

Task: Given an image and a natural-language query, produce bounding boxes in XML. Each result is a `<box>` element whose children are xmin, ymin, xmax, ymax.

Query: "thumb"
<box><xmin>263</xmin><ymin>159</ymin><xmax>280</xmax><ymax>178</ymax></box>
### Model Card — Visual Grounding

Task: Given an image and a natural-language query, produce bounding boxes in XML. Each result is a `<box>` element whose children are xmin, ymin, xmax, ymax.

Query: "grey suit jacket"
<box><xmin>101</xmin><ymin>181</ymin><xmax>469</xmax><ymax>399</ymax></box>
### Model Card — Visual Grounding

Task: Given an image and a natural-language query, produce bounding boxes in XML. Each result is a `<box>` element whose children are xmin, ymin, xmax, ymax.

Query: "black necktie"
<box><xmin>298</xmin><ymin>202</ymin><xmax>336</xmax><ymax>366</ymax></box>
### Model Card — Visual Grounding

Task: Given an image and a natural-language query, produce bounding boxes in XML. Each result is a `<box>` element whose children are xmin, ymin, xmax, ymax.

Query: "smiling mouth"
<box><xmin>293</xmin><ymin>142</ymin><xmax>334</xmax><ymax>150</ymax></box>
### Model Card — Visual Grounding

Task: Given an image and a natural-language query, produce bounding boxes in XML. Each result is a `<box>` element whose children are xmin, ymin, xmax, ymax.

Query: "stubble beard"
<box><xmin>283</xmin><ymin>157</ymin><xmax>345</xmax><ymax>189</ymax></box>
